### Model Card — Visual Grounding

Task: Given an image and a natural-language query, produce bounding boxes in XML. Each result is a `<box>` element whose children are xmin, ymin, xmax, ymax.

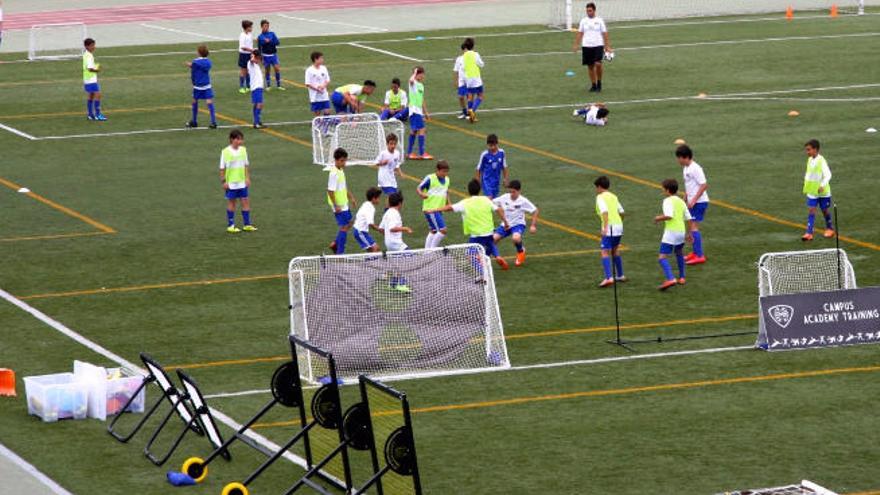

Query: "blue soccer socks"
<box><xmin>418</xmin><ymin>135</ymin><xmax>425</xmax><ymax>156</ymax></box>
<box><xmin>613</xmin><ymin>255</ymin><xmax>624</xmax><ymax>277</ymax></box>
<box><xmin>806</xmin><ymin>212</ymin><xmax>816</xmax><ymax>234</ymax></box>
<box><xmin>659</xmin><ymin>258</ymin><xmax>674</xmax><ymax>281</ymax></box>
<box><xmin>692</xmin><ymin>231</ymin><xmax>703</xmax><ymax>257</ymax></box>
<box><xmin>226</xmin><ymin>210</ymin><xmax>235</xmax><ymax>227</ymax></box>
<box><xmin>602</xmin><ymin>257</ymin><xmax>613</xmax><ymax>279</ymax></box>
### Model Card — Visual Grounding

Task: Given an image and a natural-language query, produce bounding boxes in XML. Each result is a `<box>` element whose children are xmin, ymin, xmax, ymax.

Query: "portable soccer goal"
<box><xmin>758</xmin><ymin>248</ymin><xmax>856</xmax><ymax>298</ymax></box>
<box><xmin>311</xmin><ymin>113</ymin><xmax>405</xmax><ymax>167</ymax></box>
<box><xmin>715</xmin><ymin>479</ymin><xmax>839</xmax><ymax>495</ymax></box>
<box><xmin>288</xmin><ymin>244</ymin><xmax>510</xmax><ymax>382</ymax></box>
<box><xmin>29</xmin><ymin>23</ymin><xmax>88</xmax><ymax>61</ymax></box>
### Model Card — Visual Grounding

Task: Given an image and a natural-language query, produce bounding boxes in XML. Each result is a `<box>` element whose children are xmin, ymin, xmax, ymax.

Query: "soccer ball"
<box><xmin>603</xmin><ymin>51</ymin><xmax>615</xmax><ymax>62</ymax></box>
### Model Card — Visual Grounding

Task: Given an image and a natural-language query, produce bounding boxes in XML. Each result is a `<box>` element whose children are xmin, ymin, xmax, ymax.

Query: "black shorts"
<box><xmin>237</xmin><ymin>52</ymin><xmax>250</xmax><ymax>69</ymax></box>
<box><xmin>582</xmin><ymin>46</ymin><xmax>604</xmax><ymax>66</ymax></box>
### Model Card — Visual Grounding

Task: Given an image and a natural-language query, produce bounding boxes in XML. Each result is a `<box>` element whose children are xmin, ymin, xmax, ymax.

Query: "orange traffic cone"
<box><xmin>0</xmin><ymin>368</ymin><xmax>16</xmax><ymax>397</ymax></box>
<box><xmin>830</xmin><ymin>4</ymin><xmax>838</xmax><ymax>17</ymax></box>
<box><xmin>786</xmin><ymin>5</ymin><xmax>794</xmax><ymax>19</ymax></box>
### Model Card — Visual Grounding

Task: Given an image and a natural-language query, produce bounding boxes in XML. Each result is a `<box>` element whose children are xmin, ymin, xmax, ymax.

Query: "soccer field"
<box><xmin>1</xmin><ymin>8</ymin><xmax>880</xmax><ymax>495</ymax></box>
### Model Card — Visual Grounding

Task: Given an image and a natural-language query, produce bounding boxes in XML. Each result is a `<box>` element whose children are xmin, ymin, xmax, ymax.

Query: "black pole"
<box><xmin>605</xmin><ymin>240</ymin><xmax>633</xmax><ymax>351</ymax></box>
<box><xmin>834</xmin><ymin>203</ymin><xmax>841</xmax><ymax>290</ymax></box>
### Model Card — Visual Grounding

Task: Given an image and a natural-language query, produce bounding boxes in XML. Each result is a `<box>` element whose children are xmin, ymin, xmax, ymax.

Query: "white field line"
<box><xmin>0</xmin><ymin>443</ymin><xmax>74</xmax><ymax>495</ymax></box>
<box><xmin>612</xmin><ymin>12</ymin><xmax>880</xmax><ymax>30</ymax></box>
<box><xmin>275</xmin><ymin>13</ymin><xmax>388</xmax><ymax>32</ymax></box>
<box><xmin>348</xmin><ymin>42</ymin><xmax>423</xmax><ymax>61</ymax></box>
<box><xmin>32</xmin><ymin>119</ymin><xmax>315</xmax><ymax>141</ymax></box>
<box><xmin>203</xmin><ymin>345</ymin><xmax>755</xmax><ymax>399</ymax></box>
<box><xmin>0</xmin><ymin>287</ymin><xmax>343</xmax><ymax>486</ymax></box>
<box><xmin>0</xmin><ymin>122</ymin><xmax>37</xmax><ymax>140</ymax></box>
<box><xmin>704</xmin><ymin>96</ymin><xmax>880</xmax><ymax>102</ymax></box>
<box><xmin>139</xmin><ymin>23</ymin><xmax>226</xmax><ymax>41</ymax></box>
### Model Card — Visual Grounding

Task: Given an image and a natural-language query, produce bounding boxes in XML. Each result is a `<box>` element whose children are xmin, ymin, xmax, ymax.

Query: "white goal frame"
<box><xmin>29</xmin><ymin>23</ymin><xmax>88</xmax><ymax>61</ymax></box>
<box><xmin>311</xmin><ymin>113</ymin><xmax>406</xmax><ymax>168</ymax></box>
<box><xmin>758</xmin><ymin>248</ymin><xmax>856</xmax><ymax>297</ymax></box>
<box><xmin>288</xmin><ymin>244</ymin><xmax>511</xmax><ymax>383</ymax></box>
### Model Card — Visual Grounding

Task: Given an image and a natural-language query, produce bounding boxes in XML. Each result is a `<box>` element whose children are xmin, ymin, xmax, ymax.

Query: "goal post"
<box><xmin>29</xmin><ymin>23</ymin><xmax>88</xmax><ymax>61</ymax></box>
<box><xmin>311</xmin><ymin>113</ymin><xmax>405</xmax><ymax>168</ymax></box>
<box><xmin>288</xmin><ymin>244</ymin><xmax>510</xmax><ymax>383</ymax></box>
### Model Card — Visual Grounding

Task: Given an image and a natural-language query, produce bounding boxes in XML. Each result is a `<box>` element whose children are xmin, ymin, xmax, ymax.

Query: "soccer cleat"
<box><xmin>496</xmin><ymin>257</ymin><xmax>510</xmax><ymax>270</ymax></box>
<box><xmin>87</xmin><ymin>115</ymin><xmax>96</xmax><ymax>121</ymax></box>
<box><xmin>419</xmin><ymin>153</ymin><xmax>434</xmax><ymax>160</ymax></box>
<box><xmin>467</xmin><ymin>109</ymin><xmax>477</xmax><ymax>123</ymax></box>
<box><xmin>685</xmin><ymin>255</ymin><xmax>706</xmax><ymax>265</ymax></box>
<box><xmin>265</xmin><ymin>86</ymin><xmax>271</xmax><ymax>92</ymax></box>
<box><xmin>253</xmin><ymin>123</ymin><xmax>265</xmax><ymax>129</ymax></box>
<box><xmin>276</xmin><ymin>86</ymin><xmax>286</xmax><ymax>91</ymax></box>
<box><xmin>457</xmin><ymin>113</ymin><xmax>467</xmax><ymax>119</ymax></box>
<box><xmin>598</xmin><ymin>278</ymin><xmax>614</xmax><ymax>288</ymax></box>
<box><xmin>515</xmin><ymin>251</ymin><xmax>526</xmax><ymax>266</ymax></box>
<box><xmin>615</xmin><ymin>275</ymin><xmax>628</xmax><ymax>283</ymax></box>
<box><xmin>684</xmin><ymin>252</ymin><xmax>697</xmax><ymax>261</ymax></box>
<box><xmin>407</xmin><ymin>153</ymin><xmax>421</xmax><ymax>160</ymax></box>
<box><xmin>185</xmin><ymin>121</ymin><xmax>198</xmax><ymax>128</ymax></box>
<box><xmin>226</xmin><ymin>226</ymin><xmax>241</xmax><ymax>234</ymax></box>
<box><xmin>208</xmin><ymin>123</ymin><xmax>218</xmax><ymax>129</ymax></box>
<box><xmin>238</xmin><ymin>87</ymin><xmax>247</xmax><ymax>94</ymax></box>
<box><xmin>677</xmin><ymin>277</ymin><xmax>687</xmax><ymax>285</ymax></box>
<box><xmin>801</xmin><ymin>233</ymin><xmax>814</xmax><ymax>241</ymax></box>
<box><xmin>823</xmin><ymin>229</ymin><xmax>836</xmax><ymax>238</ymax></box>
<box><xmin>589</xmin><ymin>86</ymin><xmax>598</xmax><ymax>93</ymax></box>
<box><xmin>658</xmin><ymin>279</ymin><xmax>677</xmax><ymax>291</ymax></box>
<box><xmin>95</xmin><ymin>114</ymin><xmax>107</xmax><ymax>121</ymax></box>
<box><xmin>328</xmin><ymin>241</ymin><xmax>337</xmax><ymax>251</ymax></box>
<box><xmin>242</xmin><ymin>225</ymin><xmax>258</xmax><ymax>232</ymax></box>
<box><xmin>393</xmin><ymin>284</ymin><xmax>412</xmax><ymax>293</ymax></box>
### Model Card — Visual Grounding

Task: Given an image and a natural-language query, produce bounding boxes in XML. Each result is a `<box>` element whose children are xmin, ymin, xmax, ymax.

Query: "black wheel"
<box><xmin>342</xmin><ymin>403</ymin><xmax>372</xmax><ymax>451</ymax></box>
<box><xmin>311</xmin><ymin>384</ymin><xmax>340</xmax><ymax>429</ymax></box>
<box><xmin>271</xmin><ymin>362</ymin><xmax>301</xmax><ymax>408</ymax></box>
<box><xmin>384</xmin><ymin>426</ymin><xmax>416</xmax><ymax>476</ymax></box>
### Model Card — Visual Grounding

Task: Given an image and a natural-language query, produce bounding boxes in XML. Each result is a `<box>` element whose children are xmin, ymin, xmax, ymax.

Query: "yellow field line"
<box><xmin>18</xmin><ymin>273</ymin><xmax>285</xmax><ymax>301</ymax></box>
<box><xmin>167</xmin><ymin>355</ymin><xmax>289</xmax><ymax>370</ymax></box>
<box><xmin>207</xmin><ymin>109</ymin><xmax>313</xmax><ymax>147</ymax></box>
<box><xmin>250</xmin><ymin>364</ymin><xmax>880</xmax><ymax>428</ymax></box>
<box><xmin>0</xmin><ymin>104</ymin><xmax>189</xmax><ymax>120</ymax></box>
<box><xmin>0</xmin><ymin>176</ymin><xmax>116</xmax><ymax>233</ymax></box>
<box><xmin>507</xmin><ymin>313</ymin><xmax>757</xmax><ymax>339</ymax></box>
<box><xmin>848</xmin><ymin>490</ymin><xmax>880</xmax><ymax>495</ymax></box>
<box><xmin>0</xmin><ymin>231</ymin><xmax>113</xmax><ymax>243</ymax></box>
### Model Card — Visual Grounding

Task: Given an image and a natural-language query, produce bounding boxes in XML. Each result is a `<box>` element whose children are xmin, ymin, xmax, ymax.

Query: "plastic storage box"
<box><xmin>23</xmin><ymin>373</ymin><xmax>89</xmax><ymax>422</ymax></box>
<box><xmin>74</xmin><ymin>361</ymin><xmax>145</xmax><ymax>420</ymax></box>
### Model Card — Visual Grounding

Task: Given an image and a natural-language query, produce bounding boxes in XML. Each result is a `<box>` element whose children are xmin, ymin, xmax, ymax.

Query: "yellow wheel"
<box><xmin>221</xmin><ymin>481</ymin><xmax>249</xmax><ymax>495</ymax></box>
<box><xmin>181</xmin><ymin>457</ymin><xmax>208</xmax><ymax>483</ymax></box>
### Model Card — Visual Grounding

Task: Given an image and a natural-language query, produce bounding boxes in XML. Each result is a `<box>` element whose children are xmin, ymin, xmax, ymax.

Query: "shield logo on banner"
<box><xmin>768</xmin><ymin>305</ymin><xmax>794</xmax><ymax>329</ymax></box>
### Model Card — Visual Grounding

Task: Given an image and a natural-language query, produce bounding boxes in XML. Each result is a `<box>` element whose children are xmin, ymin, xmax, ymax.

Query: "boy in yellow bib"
<box><xmin>654</xmin><ymin>179</ymin><xmax>693</xmax><ymax>290</ymax></box>
<box><xmin>801</xmin><ymin>139</ymin><xmax>835</xmax><ymax>241</ymax></box>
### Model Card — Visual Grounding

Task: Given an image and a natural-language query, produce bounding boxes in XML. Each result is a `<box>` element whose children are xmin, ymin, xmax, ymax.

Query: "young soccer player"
<box><xmin>407</xmin><ymin>66</ymin><xmax>433</xmax><ymax>160</ymax></box>
<box><xmin>220</xmin><ymin>129</ymin><xmax>257</xmax><ymax>233</ymax></box>
<box><xmin>475</xmin><ymin>134</ymin><xmax>509</xmax><ymax>198</ymax></box>
<box><xmin>247</xmin><ymin>50</ymin><xmax>266</xmax><ymax>128</ymax></box>
<box><xmin>461</xmin><ymin>37</ymin><xmax>485</xmax><ymax>123</ymax></box>
<box><xmin>676</xmin><ymin>145</ymin><xmax>709</xmax><ymax>264</ymax></box>
<box><xmin>185</xmin><ymin>45</ymin><xmax>217</xmax><ymax>129</ymax></box>
<box><xmin>654</xmin><ymin>179</ymin><xmax>694</xmax><ymax>290</ymax></box>
<box><xmin>453</xmin><ymin>43</ymin><xmax>468</xmax><ymax>120</ymax></box>
<box><xmin>418</xmin><ymin>160</ymin><xmax>451</xmax><ymax>248</ymax></box>
<box><xmin>573</xmin><ymin>103</ymin><xmax>609</xmax><ymax>126</ymax></box>
<box><xmin>572</xmin><ymin>2</ymin><xmax>612</xmax><ymax>93</ymax></box>
<box><xmin>237</xmin><ymin>20</ymin><xmax>254</xmax><ymax>93</ymax></box>
<box><xmin>327</xmin><ymin>148</ymin><xmax>357</xmax><ymax>254</ymax></box>
<box><xmin>380</xmin><ymin>192</ymin><xmax>412</xmax><ymax>252</ymax></box>
<box><xmin>305</xmin><ymin>52</ymin><xmax>331</xmax><ymax>116</ymax></box>
<box><xmin>492</xmin><ymin>180</ymin><xmax>539</xmax><ymax>267</ymax></box>
<box><xmin>379</xmin><ymin>78</ymin><xmax>409</xmax><ymax>121</ymax></box>
<box><xmin>802</xmin><ymin>139</ymin><xmax>835</xmax><ymax>241</ymax></box>
<box><xmin>258</xmin><ymin>20</ymin><xmax>283</xmax><ymax>90</ymax></box>
<box><xmin>594</xmin><ymin>176</ymin><xmax>625</xmax><ymax>287</ymax></box>
<box><xmin>82</xmin><ymin>38</ymin><xmax>106</xmax><ymax>121</ymax></box>
<box><xmin>353</xmin><ymin>187</ymin><xmax>383</xmax><ymax>252</ymax></box>
<box><xmin>429</xmin><ymin>179</ymin><xmax>510</xmax><ymax>270</ymax></box>
<box><xmin>376</xmin><ymin>133</ymin><xmax>403</xmax><ymax>196</ymax></box>
<box><xmin>330</xmin><ymin>81</ymin><xmax>376</xmax><ymax>114</ymax></box>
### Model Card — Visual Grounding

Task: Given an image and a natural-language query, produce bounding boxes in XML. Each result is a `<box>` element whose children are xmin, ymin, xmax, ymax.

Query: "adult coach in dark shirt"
<box><xmin>572</xmin><ymin>2</ymin><xmax>612</xmax><ymax>93</ymax></box>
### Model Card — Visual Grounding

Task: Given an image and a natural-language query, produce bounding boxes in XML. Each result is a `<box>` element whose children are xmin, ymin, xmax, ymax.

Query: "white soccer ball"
<box><xmin>603</xmin><ymin>50</ymin><xmax>615</xmax><ymax>62</ymax></box>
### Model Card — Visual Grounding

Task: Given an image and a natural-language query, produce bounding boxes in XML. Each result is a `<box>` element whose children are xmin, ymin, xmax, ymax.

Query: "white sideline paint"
<box><xmin>32</xmin><ymin>119</ymin><xmax>315</xmax><ymax>141</ymax></box>
<box><xmin>139</xmin><ymin>23</ymin><xmax>226</xmax><ymax>41</ymax></box>
<box><xmin>348</xmin><ymin>42</ymin><xmax>423</xmax><ymax>61</ymax></box>
<box><xmin>276</xmin><ymin>13</ymin><xmax>388</xmax><ymax>32</ymax></box>
<box><xmin>0</xmin><ymin>443</ymin><xmax>74</xmax><ymax>495</ymax></box>
<box><xmin>0</xmin><ymin>122</ymin><xmax>37</xmax><ymax>140</ymax></box>
<box><xmin>203</xmin><ymin>345</ymin><xmax>755</xmax><ymax>400</ymax></box>
<box><xmin>0</xmin><ymin>287</ymin><xmax>344</xmax><ymax>487</ymax></box>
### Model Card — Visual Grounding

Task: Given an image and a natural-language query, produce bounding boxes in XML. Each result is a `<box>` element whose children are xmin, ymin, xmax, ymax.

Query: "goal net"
<box><xmin>288</xmin><ymin>244</ymin><xmax>510</xmax><ymax>383</ymax></box>
<box><xmin>550</xmin><ymin>0</ymin><xmax>870</xmax><ymax>29</ymax></box>
<box><xmin>29</xmin><ymin>23</ymin><xmax>88</xmax><ymax>61</ymax></box>
<box><xmin>715</xmin><ymin>479</ymin><xmax>839</xmax><ymax>495</ymax></box>
<box><xmin>312</xmin><ymin>113</ymin><xmax>406</xmax><ymax>168</ymax></box>
<box><xmin>758</xmin><ymin>248</ymin><xmax>856</xmax><ymax>298</ymax></box>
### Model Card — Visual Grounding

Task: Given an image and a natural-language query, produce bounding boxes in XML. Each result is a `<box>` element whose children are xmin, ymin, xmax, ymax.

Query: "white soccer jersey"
<box><xmin>682</xmin><ymin>161</ymin><xmax>709</xmax><ymax>204</ymax></box>
<box><xmin>380</xmin><ymin>208</ymin><xmax>406</xmax><ymax>250</ymax></box>
<box><xmin>578</xmin><ymin>16</ymin><xmax>607</xmax><ymax>47</ymax></box>
<box><xmin>354</xmin><ymin>201</ymin><xmax>376</xmax><ymax>232</ymax></box>
<box><xmin>492</xmin><ymin>193</ymin><xmax>536</xmax><ymax>228</ymax></box>
<box><xmin>661</xmin><ymin>196</ymin><xmax>693</xmax><ymax>245</ymax></box>
<box><xmin>595</xmin><ymin>194</ymin><xmax>625</xmax><ymax>235</ymax></box>
<box><xmin>453</xmin><ymin>55</ymin><xmax>465</xmax><ymax>87</ymax></box>
<box><xmin>584</xmin><ymin>106</ymin><xmax>606</xmax><ymax>127</ymax></box>
<box><xmin>305</xmin><ymin>65</ymin><xmax>330</xmax><ymax>102</ymax></box>
<box><xmin>376</xmin><ymin>149</ymin><xmax>402</xmax><ymax>188</ymax></box>
<box><xmin>247</xmin><ymin>61</ymin><xmax>264</xmax><ymax>91</ymax></box>
<box><xmin>239</xmin><ymin>32</ymin><xmax>253</xmax><ymax>54</ymax></box>
<box><xmin>383</xmin><ymin>89</ymin><xmax>408</xmax><ymax>108</ymax></box>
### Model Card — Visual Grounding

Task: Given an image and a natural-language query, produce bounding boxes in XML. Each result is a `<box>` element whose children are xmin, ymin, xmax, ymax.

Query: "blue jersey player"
<box><xmin>185</xmin><ymin>45</ymin><xmax>217</xmax><ymax>129</ymax></box>
<box><xmin>258</xmin><ymin>20</ymin><xmax>284</xmax><ymax>90</ymax></box>
<box><xmin>474</xmin><ymin>134</ymin><xmax>509</xmax><ymax>198</ymax></box>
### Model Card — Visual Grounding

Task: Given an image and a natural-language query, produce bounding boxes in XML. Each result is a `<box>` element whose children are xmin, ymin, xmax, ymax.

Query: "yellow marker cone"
<box><xmin>788</xmin><ymin>110</ymin><xmax>800</xmax><ymax>117</ymax></box>
<box><xmin>674</xmin><ymin>138</ymin><xmax>687</xmax><ymax>145</ymax></box>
